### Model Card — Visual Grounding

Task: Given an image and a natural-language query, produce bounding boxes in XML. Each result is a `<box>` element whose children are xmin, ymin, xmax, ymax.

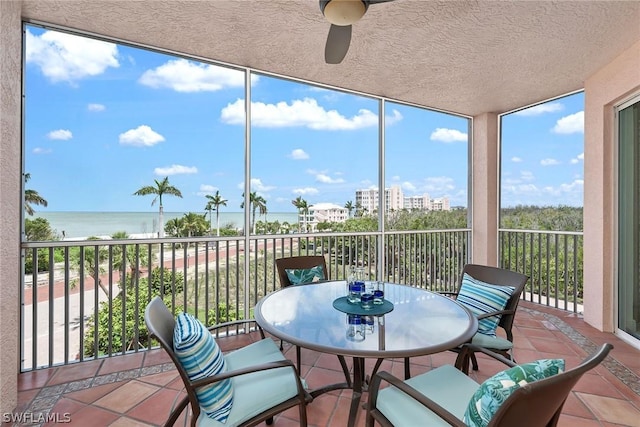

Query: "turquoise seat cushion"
<box><xmin>174</xmin><ymin>313</ymin><xmax>233</xmax><ymax>423</ymax></box>
<box><xmin>457</xmin><ymin>273</ymin><xmax>515</xmax><ymax>337</ymax></box>
<box><xmin>376</xmin><ymin>365</ymin><xmax>480</xmax><ymax>426</ymax></box>
<box><xmin>464</xmin><ymin>358</ymin><xmax>565</xmax><ymax>427</ymax></box>
<box><xmin>196</xmin><ymin>338</ymin><xmax>302</xmax><ymax>426</ymax></box>
<box><xmin>285</xmin><ymin>265</ymin><xmax>325</xmax><ymax>285</ymax></box>
<box><xmin>471</xmin><ymin>331</ymin><xmax>513</xmax><ymax>351</ymax></box>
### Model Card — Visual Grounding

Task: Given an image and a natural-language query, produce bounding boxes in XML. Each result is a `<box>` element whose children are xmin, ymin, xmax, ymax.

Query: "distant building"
<box><xmin>305</xmin><ymin>203</ymin><xmax>349</xmax><ymax>231</ymax></box>
<box><xmin>355</xmin><ymin>185</ymin><xmax>450</xmax><ymax>213</ymax></box>
<box><xmin>430</xmin><ymin>197</ymin><xmax>450</xmax><ymax>211</ymax></box>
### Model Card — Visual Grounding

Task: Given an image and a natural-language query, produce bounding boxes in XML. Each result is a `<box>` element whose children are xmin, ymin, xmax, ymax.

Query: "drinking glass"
<box><xmin>346</xmin><ymin>314</ymin><xmax>365</xmax><ymax>341</ymax></box>
<box><xmin>360</xmin><ymin>292</ymin><xmax>374</xmax><ymax>310</ymax></box>
<box><xmin>373</xmin><ymin>281</ymin><xmax>385</xmax><ymax>304</ymax></box>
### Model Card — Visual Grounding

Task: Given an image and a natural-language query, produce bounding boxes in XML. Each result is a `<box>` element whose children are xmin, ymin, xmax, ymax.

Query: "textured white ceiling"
<box><xmin>20</xmin><ymin>0</ymin><xmax>640</xmax><ymax>116</ymax></box>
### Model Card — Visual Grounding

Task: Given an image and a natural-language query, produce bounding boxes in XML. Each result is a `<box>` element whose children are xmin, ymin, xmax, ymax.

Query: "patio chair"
<box><xmin>275</xmin><ymin>255</ymin><xmax>352</xmax><ymax>387</ymax></box>
<box><xmin>144</xmin><ymin>296</ymin><xmax>310</xmax><ymax>427</ymax></box>
<box><xmin>444</xmin><ymin>263</ymin><xmax>528</xmax><ymax>375</ymax></box>
<box><xmin>366</xmin><ymin>343</ymin><xmax>613</xmax><ymax>427</ymax></box>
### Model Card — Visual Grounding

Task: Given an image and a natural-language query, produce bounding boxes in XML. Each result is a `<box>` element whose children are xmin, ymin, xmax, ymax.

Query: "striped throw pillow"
<box><xmin>174</xmin><ymin>312</ymin><xmax>233</xmax><ymax>422</ymax></box>
<box><xmin>457</xmin><ymin>273</ymin><xmax>515</xmax><ymax>337</ymax></box>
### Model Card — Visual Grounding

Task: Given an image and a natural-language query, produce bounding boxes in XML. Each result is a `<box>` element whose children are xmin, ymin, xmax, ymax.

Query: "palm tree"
<box><xmin>241</xmin><ymin>192</ymin><xmax>267</xmax><ymax>234</ymax></box>
<box><xmin>110</xmin><ymin>231</ymin><xmax>149</xmax><ymax>276</ymax></box>
<box><xmin>292</xmin><ymin>196</ymin><xmax>306</xmax><ymax>232</ymax></box>
<box><xmin>133</xmin><ymin>176</ymin><xmax>182</xmax><ymax>238</ymax></box>
<box><xmin>24</xmin><ymin>173</ymin><xmax>48</xmax><ymax>216</ymax></box>
<box><xmin>344</xmin><ymin>200</ymin><xmax>354</xmax><ymax>218</ymax></box>
<box><xmin>70</xmin><ymin>237</ymin><xmax>109</xmax><ymax>296</ymax></box>
<box><xmin>256</xmin><ymin>195</ymin><xmax>267</xmax><ymax>228</ymax></box>
<box><xmin>204</xmin><ymin>191</ymin><xmax>228</xmax><ymax>236</ymax></box>
<box><xmin>181</xmin><ymin>212</ymin><xmax>208</xmax><ymax>237</ymax></box>
<box><xmin>355</xmin><ymin>201</ymin><xmax>364</xmax><ymax>217</ymax></box>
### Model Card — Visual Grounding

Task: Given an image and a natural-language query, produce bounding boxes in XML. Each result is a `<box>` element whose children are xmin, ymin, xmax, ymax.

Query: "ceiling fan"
<box><xmin>319</xmin><ymin>0</ymin><xmax>396</xmax><ymax>64</ymax></box>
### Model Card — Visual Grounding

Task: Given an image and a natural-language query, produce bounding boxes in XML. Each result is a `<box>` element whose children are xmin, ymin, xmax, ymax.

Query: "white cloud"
<box><xmin>521</xmin><ymin>171</ymin><xmax>535</xmax><ymax>181</ymax></box>
<box><xmin>401</xmin><ymin>181</ymin><xmax>417</xmax><ymax>192</ymax></box>
<box><xmin>552</xmin><ymin>111</ymin><xmax>584</xmax><ymax>134</ymax></box>
<box><xmin>154</xmin><ymin>164</ymin><xmax>198</xmax><ymax>175</ymax></box>
<box><xmin>421</xmin><ymin>176</ymin><xmax>456</xmax><ymax>193</ymax></box>
<box><xmin>571</xmin><ymin>152</ymin><xmax>585</xmax><ymax>164</ymax></box>
<box><xmin>139</xmin><ymin>58</ymin><xmax>256</xmax><ymax>92</ymax></box>
<box><xmin>220</xmin><ymin>98</ymin><xmax>402</xmax><ymax>130</ymax></box>
<box><xmin>32</xmin><ymin>147</ymin><xmax>52</xmax><ymax>154</ymax></box>
<box><xmin>316</xmin><ymin>173</ymin><xmax>345</xmax><ymax>184</ymax></box>
<box><xmin>430</xmin><ymin>128</ymin><xmax>467</xmax><ymax>143</ymax></box>
<box><xmin>292</xmin><ymin>187</ymin><xmax>319</xmax><ymax>195</ymax></box>
<box><xmin>88</xmin><ymin>103</ymin><xmax>106</xmax><ymax>112</ymax></box>
<box><xmin>47</xmin><ymin>129</ymin><xmax>72</xmax><ymax>140</ymax></box>
<box><xmin>25</xmin><ymin>29</ymin><xmax>119</xmax><ymax>84</ymax></box>
<box><xmin>119</xmin><ymin>125</ymin><xmax>165</xmax><ymax>147</ymax></box>
<box><xmin>502</xmin><ymin>179</ymin><xmax>584</xmax><ymax>207</ymax></box>
<box><xmin>289</xmin><ymin>149</ymin><xmax>309</xmax><ymax>160</ymax></box>
<box><xmin>511</xmin><ymin>157</ymin><xmax>522</xmax><ymax>163</ymax></box>
<box><xmin>242</xmin><ymin>178</ymin><xmax>276</xmax><ymax>193</ymax></box>
<box><xmin>385</xmin><ymin>110</ymin><xmax>403</xmax><ymax>125</ymax></box>
<box><xmin>540</xmin><ymin>158</ymin><xmax>560</xmax><ymax>166</ymax></box>
<box><xmin>513</xmin><ymin>102</ymin><xmax>564</xmax><ymax>116</ymax></box>
<box><xmin>199</xmin><ymin>184</ymin><xmax>218</xmax><ymax>193</ymax></box>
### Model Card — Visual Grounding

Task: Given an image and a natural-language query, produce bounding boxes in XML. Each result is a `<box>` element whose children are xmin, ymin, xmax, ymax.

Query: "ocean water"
<box><xmin>33</xmin><ymin>211</ymin><xmax>299</xmax><ymax>239</ymax></box>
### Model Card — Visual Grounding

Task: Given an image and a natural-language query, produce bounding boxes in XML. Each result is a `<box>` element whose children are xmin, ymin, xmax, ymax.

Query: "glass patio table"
<box><xmin>254</xmin><ymin>281</ymin><xmax>478</xmax><ymax>427</ymax></box>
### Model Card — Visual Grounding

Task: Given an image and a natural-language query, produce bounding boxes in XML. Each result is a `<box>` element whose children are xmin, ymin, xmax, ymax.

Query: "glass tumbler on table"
<box><xmin>360</xmin><ymin>292</ymin><xmax>374</xmax><ymax>310</ymax></box>
<box><xmin>373</xmin><ymin>281</ymin><xmax>385</xmax><ymax>304</ymax></box>
<box><xmin>346</xmin><ymin>314</ymin><xmax>365</xmax><ymax>341</ymax></box>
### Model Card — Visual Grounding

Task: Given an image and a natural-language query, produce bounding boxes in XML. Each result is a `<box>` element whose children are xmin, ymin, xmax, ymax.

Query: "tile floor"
<box><xmin>8</xmin><ymin>301</ymin><xmax>640</xmax><ymax>427</ymax></box>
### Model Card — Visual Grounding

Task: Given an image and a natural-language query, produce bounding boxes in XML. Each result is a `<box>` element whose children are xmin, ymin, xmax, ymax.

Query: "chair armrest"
<box><xmin>439</xmin><ymin>291</ymin><xmax>459</xmax><ymax>297</ymax></box>
<box><xmin>206</xmin><ymin>318</ymin><xmax>260</xmax><ymax>333</ymax></box>
<box><xmin>368</xmin><ymin>371</ymin><xmax>466</xmax><ymax>427</ymax></box>
<box><xmin>475</xmin><ymin>308</ymin><xmax>515</xmax><ymax>321</ymax></box>
<box><xmin>190</xmin><ymin>359</ymin><xmax>300</xmax><ymax>389</ymax></box>
<box><xmin>460</xmin><ymin>344</ymin><xmax>517</xmax><ymax>368</ymax></box>
<box><xmin>164</xmin><ymin>395</ymin><xmax>190</xmax><ymax>427</ymax></box>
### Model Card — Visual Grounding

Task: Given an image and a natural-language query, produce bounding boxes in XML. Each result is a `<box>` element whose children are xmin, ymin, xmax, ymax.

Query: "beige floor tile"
<box><xmin>94</xmin><ymin>380</ymin><xmax>159</xmax><ymax>413</ymax></box>
<box><xmin>110</xmin><ymin>417</ymin><xmax>154</xmax><ymax>427</ymax></box>
<box><xmin>577</xmin><ymin>392</ymin><xmax>640</xmax><ymax>427</ymax></box>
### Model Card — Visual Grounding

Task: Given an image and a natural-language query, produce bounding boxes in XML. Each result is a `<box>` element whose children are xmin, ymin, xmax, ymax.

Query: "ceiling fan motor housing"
<box><xmin>320</xmin><ymin>0</ymin><xmax>369</xmax><ymax>26</ymax></box>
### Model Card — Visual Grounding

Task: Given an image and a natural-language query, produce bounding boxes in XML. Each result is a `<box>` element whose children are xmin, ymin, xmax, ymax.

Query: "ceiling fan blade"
<box><xmin>325</xmin><ymin>24</ymin><xmax>352</xmax><ymax>64</ymax></box>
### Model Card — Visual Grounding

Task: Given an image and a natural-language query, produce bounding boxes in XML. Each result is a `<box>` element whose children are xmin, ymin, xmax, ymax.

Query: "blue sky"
<box><xmin>24</xmin><ymin>25</ymin><xmax>584</xmax><ymax>214</ymax></box>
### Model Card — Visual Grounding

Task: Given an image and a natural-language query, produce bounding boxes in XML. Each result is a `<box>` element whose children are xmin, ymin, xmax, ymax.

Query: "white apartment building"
<box><xmin>304</xmin><ymin>203</ymin><xmax>349</xmax><ymax>231</ymax></box>
<box><xmin>355</xmin><ymin>186</ymin><xmax>405</xmax><ymax>214</ymax></box>
<box><xmin>355</xmin><ymin>186</ymin><xmax>450</xmax><ymax>213</ymax></box>
<box><xmin>403</xmin><ymin>194</ymin><xmax>431</xmax><ymax>210</ymax></box>
<box><xmin>431</xmin><ymin>197</ymin><xmax>451</xmax><ymax>211</ymax></box>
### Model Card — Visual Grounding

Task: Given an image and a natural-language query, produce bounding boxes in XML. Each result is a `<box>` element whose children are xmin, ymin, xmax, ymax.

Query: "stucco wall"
<box><xmin>584</xmin><ymin>39</ymin><xmax>640</xmax><ymax>332</ymax></box>
<box><xmin>0</xmin><ymin>0</ymin><xmax>22</xmax><ymax>414</ymax></box>
<box><xmin>471</xmin><ymin>113</ymin><xmax>499</xmax><ymax>266</ymax></box>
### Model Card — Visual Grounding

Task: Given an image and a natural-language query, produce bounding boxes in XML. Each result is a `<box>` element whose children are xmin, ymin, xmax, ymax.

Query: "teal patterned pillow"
<box><xmin>457</xmin><ymin>273</ymin><xmax>515</xmax><ymax>337</ymax></box>
<box><xmin>464</xmin><ymin>358</ymin><xmax>565</xmax><ymax>426</ymax></box>
<box><xmin>174</xmin><ymin>312</ymin><xmax>234</xmax><ymax>422</ymax></box>
<box><xmin>285</xmin><ymin>265</ymin><xmax>325</xmax><ymax>285</ymax></box>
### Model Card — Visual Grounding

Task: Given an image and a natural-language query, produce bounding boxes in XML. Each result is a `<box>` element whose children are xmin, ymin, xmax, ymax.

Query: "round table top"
<box><xmin>255</xmin><ymin>281</ymin><xmax>478</xmax><ymax>359</ymax></box>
